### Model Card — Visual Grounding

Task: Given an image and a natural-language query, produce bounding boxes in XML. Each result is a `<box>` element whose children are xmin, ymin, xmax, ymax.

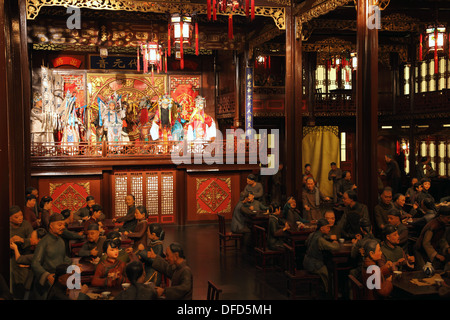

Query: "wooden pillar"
<box><xmin>355</xmin><ymin>0</ymin><xmax>379</xmax><ymax>218</ymax></box>
<box><xmin>0</xmin><ymin>0</ymin><xmax>30</xmax><ymax>282</ymax></box>
<box><xmin>234</xmin><ymin>50</ymin><xmax>241</xmax><ymax>127</ymax></box>
<box><xmin>285</xmin><ymin>5</ymin><xmax>303</xmax><ymax>200</ymax></box>
<box><xmin>306</xmin><ymin>52</ymin><xmax>317</xmax><ymax>124</ymax></box>
<box><xmin>390</xmin><ymin>52</ymin><xmax>399</xmax><ymax>115</ymax></box>
<box><xmin>408</xmin><ymin>38</ymin><xmax>417</xmax><ymax>177</ymax></box>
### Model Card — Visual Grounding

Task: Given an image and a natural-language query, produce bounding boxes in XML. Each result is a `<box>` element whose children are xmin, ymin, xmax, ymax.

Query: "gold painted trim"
<box><xmin>26</xmin><ymin>0</ymin><xmax>286</xmax><ymax>30</ymax></box>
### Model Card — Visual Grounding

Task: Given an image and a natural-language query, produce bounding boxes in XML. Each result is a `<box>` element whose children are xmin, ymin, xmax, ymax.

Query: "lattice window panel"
<box><xmin>161</xmin><ymin>172</ymin><xmax>174</xmax><ymax>218</ymax></box>
<box><xmin>146</xmin><ymin>173</ymin><xmax>159</xmax><ymax>217</ymax></box>
<box><xmin>130</xmin><ymin>173</ymin><xmax>144</xmax><ymax>207</ymax></box>
<box><xmin>114</xmin><ymin>173</ymin><xmax>128</xmax><ymax>218</ymax></box>
<box><xmin>113</xmin><ymin>171</ymin><xmax>175</xmax><ymax>223</ymax></box>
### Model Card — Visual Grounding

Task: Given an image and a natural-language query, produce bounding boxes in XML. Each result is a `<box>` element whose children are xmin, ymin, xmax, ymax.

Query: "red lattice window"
<box><xmin>113</xmin><ymin>170</ymin><xmax>176</xmax><ymax>224</ymax></box>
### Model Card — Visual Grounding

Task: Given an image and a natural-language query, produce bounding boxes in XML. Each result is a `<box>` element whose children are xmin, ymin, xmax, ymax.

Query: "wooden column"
<box><xmin>355</xmin><ymin>0</ymin><xmax>379</xmax><ymax>218</ymax></box>
<box><xmin>408</xmin><ymin>37</ymin><xmax>417</xmax><ymax>177</ymax></box>
<box><xmin>0</xmin><ymin>0</ymin><xmax>30</xmax><ymax>282</ymax></box>
<box><xmin>390</xmin><ymin>52</ymin><xmax>399</xmax><ymax>115</ymax></box>
<box><xmin>285</xmin><ymin>5</ymin><xmax>303</xmax><ymax>200</ymax></box>
<box><xmin>234</xmin><ymin>50</ymin><xmax>241</xmax><ymax>127</ymax></box>
<box><xmin>306</xmin><ymin>51</ymin><xmax>317</xmax><ymax>125</ymax></box>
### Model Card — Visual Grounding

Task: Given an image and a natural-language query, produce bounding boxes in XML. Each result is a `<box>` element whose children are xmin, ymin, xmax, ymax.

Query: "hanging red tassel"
<box><xmin>245</xmin><ymin>0</ymin><xmax>249</xmax><ymax>17</ymax></box>
<box><xmin>419</xmin><ymin>33</ymin><xmax>423</xmax><ymax>61</ymax></box>
<box><xmin>137</xmin><ymin>43</ymin><xmax>140</xmax><ymax>72</ymax></box>
<box><xmin>251</xmin><ymin>0</ymin><xmax>255</xmax><ymax>20</ymax></box>
<box><xmin>228</xmin><ymin>14</ymin><xmax>233</xmax><ymax>39</ymax></box>
<box><xmin>165</xmin><ymin>49</ymin><xmax>167</xmax><ymax>73</ymax></box>
<box><xmin>207</xmin><ymin>0</ymin><xmax>211</xmax><ymax>20</ymax></box>
<box><xmin>195</xmin><ymin>22</ymin><xmax>199</xmax><ymax>56</ymax></box>
<box><xmin>143</xmin><ymin>44</ymin><xmax>148</xmax><ymax>74</ymax></box>
<box><xmin>151</xmin><ymin>65</ymin><xmax>154</xmax><ymax>84</ymax></box>
<box><xmin>264</xmin><ymin>56</ymin><xmax>267</xmax><ymax>69</ymax></box>
<box><xmin>213</xmin><ymin>0</ymin><xmax>217</xmax><ymax>21</ymax></box>
<box><xmin>180</xmin><ymin>21</ymin><xmax>184</xmax><ymax>70</ymax></box>
<box><xmin>268</xmin><ymin>56</ymin><xmax>271</xmax><ymax>70</ymax></box>
<box><xmin>435</xmin><ymin>28</ymin><xmax>439</xmax><ymax>74</ymax></box>
<box><xmin>168</xmin><ymin>23</ymin><xmax>171</xmax><ymax>57</ymax></box>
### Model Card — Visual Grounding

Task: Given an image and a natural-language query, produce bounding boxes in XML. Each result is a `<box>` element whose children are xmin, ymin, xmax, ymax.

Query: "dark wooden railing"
<box><xmin>30</xmin><ymin>139</ymin><xmax>264</xmax><ymax>159</ymax></box>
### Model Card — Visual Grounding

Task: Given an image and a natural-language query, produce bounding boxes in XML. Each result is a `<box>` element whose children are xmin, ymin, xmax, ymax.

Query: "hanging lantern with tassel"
<box><xmin>169</xmin><ymin>13</ymin><xmax>198</xmax><ymax>70</ymax></box>
<box><xmin>420</xmin><ymin>24</ymin><xmax>447</xmax><ymax>74</ymax></box>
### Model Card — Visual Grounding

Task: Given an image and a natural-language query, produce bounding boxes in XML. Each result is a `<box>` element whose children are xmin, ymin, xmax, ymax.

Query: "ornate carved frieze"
<box><xmin>303</xmin><ymin>37</ymin><xmax>408</xmax><ymax>65</ymax></box>
<box><xmin>26</xmin><ymin>0</ymin><xmax>286</xmax><ymax>30</ymax></box>
<box><xmin>295</xmin><ymin>0</ymin><xmax>353</xmax><ymax>24</ymax></box>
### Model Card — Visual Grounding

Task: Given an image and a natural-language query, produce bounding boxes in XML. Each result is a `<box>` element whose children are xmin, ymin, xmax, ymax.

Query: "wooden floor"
<box><xmin>163</xmin><ymin>223</ymin><xmax>295</xmax><ymax>300</ymax></box>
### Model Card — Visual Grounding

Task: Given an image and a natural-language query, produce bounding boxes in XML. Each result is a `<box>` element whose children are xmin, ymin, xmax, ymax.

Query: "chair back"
<box><xmin>283</xmin><ymin>243</ymin><xmax>296</xmax><ymax>274</ymax></box>
<box><xmin>217</xmin><ymin>214</ymin><xmax>226</xmax><ymax>235</ymax></box>
<box><xmin>254</xmin><ymin>225</ymin><xmax>268</xmax><ymax>251</ymax></box>
<box><xmin>348</xmin><ymin>274</ymin><xmax>365</xmax><ymax>300</ymax></box>
<box><xmin>207</xmin><ymin>280</ymin><xmax>222</xmax><ymax>300</ymax></box>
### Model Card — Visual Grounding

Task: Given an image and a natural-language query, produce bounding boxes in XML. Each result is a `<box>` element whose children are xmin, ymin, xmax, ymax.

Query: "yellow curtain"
<box><xmin>302</xmin><ymin>126</ymin><xmax>340</xmax><ymax>198</ymax></box>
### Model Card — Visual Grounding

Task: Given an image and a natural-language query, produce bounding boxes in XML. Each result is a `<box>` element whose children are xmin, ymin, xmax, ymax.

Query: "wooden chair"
<box><xmin>69</xmin><ymin>241</ymin><xmax>84</xmax><ymax>257</ymax></box>
<box><xmin>348</xmin><ymin>274</ymin><xmax>365</xmax><ymax>300</ymax></box>
<box><xmin>206</xmin><ymin>280</ymin><xmax>222</xmax><ymax>300</ymax></box>
<box><xmin>283</xmin><ymin>243</ymin><xmax>321</xmax><ymax>299</ymax></box>
<box><xmin>217</xmin><ymin>214</ymin><xmax>243</xmax><ymax>252</ymax></box>
<box><xmin>253</xmin><ymin>225</ymin><xmax>285</xmax><ymax>271</ymax></box>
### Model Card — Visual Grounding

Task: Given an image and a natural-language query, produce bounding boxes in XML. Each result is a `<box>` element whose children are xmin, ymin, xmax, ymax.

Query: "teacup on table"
<box><xmin>101</xmin><ymin>291</ymin><xmax>111</xmax><ymax>299</ymax></box>
<box><xmin>122</xmin><ymin>283</ymin><xmax>131</xmax><ymax>290</ymax></box>
<box><xmin>435</xmin><ymin>278</ymin><xmax>444</xmax><ymax>287</ymax></box>
<box><xmin>339</xmin><ymin>238</ymin><xmax>345</xmax><ymax>244</ymax></box>
<box><xmin>393</xmin><ymin>270</ymin><xmax>402</xmax><ymax>279</ymax></box>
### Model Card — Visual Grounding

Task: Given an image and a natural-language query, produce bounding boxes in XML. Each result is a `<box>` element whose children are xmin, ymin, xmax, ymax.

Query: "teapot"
<box><xmin>423</xmin><ymin>261</ymin><xmax>435</xmax><ymax>277</ymax></box>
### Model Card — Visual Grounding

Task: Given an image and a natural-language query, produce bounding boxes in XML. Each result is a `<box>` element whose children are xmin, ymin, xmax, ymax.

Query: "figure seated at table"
<box><xmin>91</xmin><ymin>238</ymin><xmax>128</xmax><ymax>288</ymax></box>
<box><xmin>337</xmin><ymin>190</ymin><xmax>370</xmax><ymax>240</ymax></box>
<box><xmin>242</xmin><ymin>192</ymin><xmax>268</xmax><ymax>214</ymax></box>
<box><xmin>267</xmin><ymin>203</ymin><xmax>290</xmax><ymax>252</ymax></box>
<box><xmin>282</xmin><ymin>196</ymin><xmax>311</xmax><ymax>229</ymax></box>
<box><xmin>82</xmin><ymin>204</ymin><xmax>105</xmax><ymax>235</ymax></box>
<box><xmin>414</xmin><ymin>205</ymin><xmax>450</xmax><ymax>271</ymax></box>
<box><xmin>323</xmin><ymin>210</ymin><xmax>341</xmax><ymax>242</ymax></box>
<box><xmin>46</xmin><ymin>263</ymin><xmax>90</xmax><ymax>300</ymax></box>
<box><xmin>231</xmin><ymin>192</ymin><xmax>252</xmax><ymax>234</ymax></box>
<box><xmin>114</xmin><ymin>261</ymin><xmax>157</xmax><ymax>300</ymax></box>
<box><xmin>349</xmin><ymin>218</ymin><xmax>379</xmax><ymax>282</ymax></box>
<box><xmin>361</xmin><ymin>239</ymin><xmax>394</xmax><ymax>299</ymax></box>
<box><xmin>380</xmin><ymin>225</ymin><xmax>415</xmax><ymax>272</ymax></box>
<box><xmin>303</xmin><ymin>218</ymin><xmax>340</xmax><ymax>297</ymax></box>
<box><xmin>78</xmin><ymin>223</ymin><xmax>106</xmax><ymax>264</ymax></box>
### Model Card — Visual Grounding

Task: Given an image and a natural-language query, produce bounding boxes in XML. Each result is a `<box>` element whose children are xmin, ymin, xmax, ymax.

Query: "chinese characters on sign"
<box><xmin>52</xmin><ymin>57</ymin><xmax>82</xmax><ymax>68</ymax></box>
<box><xmin>245</xmin><ymin>67</ymin><xmax>254</xmax><ymax>137</ymax></box>
<box><xmin>90</xmin><ymin>56</ymin><xmax>141</xmax><ymax>70</ymax></box>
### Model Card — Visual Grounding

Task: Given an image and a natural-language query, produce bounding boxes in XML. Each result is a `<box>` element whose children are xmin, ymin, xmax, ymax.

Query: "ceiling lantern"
<box><xmin>168</xmin><ymin>13</ymin><xmax>199</xmax><ymax>70</ymax></box>
<box><xmin>137</xmin><ymin>35</ymin><xmax>163</xmax><ymax>83</ymax></box>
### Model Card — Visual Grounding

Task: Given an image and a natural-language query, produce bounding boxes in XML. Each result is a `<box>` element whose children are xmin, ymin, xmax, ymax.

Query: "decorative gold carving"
<box><xmin>352</xmin><ymin>0</ymin><xmax>390</xmax><ymax>11</ymax></box>
<box><xmin>26</xmin><ymin>0</ymin><xmax>286</xmax><ymax>30</ymax></box>
<box><xmin>302</xmin><ymin>13</ymin><xmax>420</xmax><ymax>33</ymax></box>
<box><xmin>296</xmin><ymin>0</ymin><xmax>353</xmax><ymax>24</ymax></box>
<box><xmin>196</xmin><ymin>177</ymin><xmax>231</xmax><ymax>214</ymax></box>
<box><xmin>303</xmin><ymin>37</ymin><xmax>408</xmax><ymax>65</ymax></box>
<box><xmin>249</xmin><ymin>24</ymin><xmax>284</xmax><ymax>58</ymax></box>
<box><xmin>49</xmin><ymin>183</ymin><xmax>63</xmax><ymax>196</ymax></box>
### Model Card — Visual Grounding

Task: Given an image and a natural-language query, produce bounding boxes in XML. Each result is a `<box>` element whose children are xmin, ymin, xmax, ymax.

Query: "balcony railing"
<box><xmin>30</xmin><ymin>139</ymin><xmax>263</xmax><ymax>160</ymax></box>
